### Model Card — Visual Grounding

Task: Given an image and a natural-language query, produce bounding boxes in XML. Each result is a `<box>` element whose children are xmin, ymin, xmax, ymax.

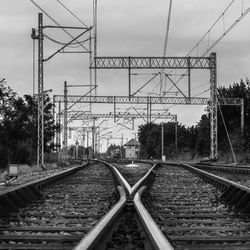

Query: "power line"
<box><xmin>44</xmin><ymin>32</ymin><xmax>91</xmax><ymax>47</ymax></box>
<box><xmin>159</xmin><ymin>0</ymin><xmax>173</xmax><ymax>95</ymax></box>
<box><xmin>187</xmin><ymin>0</ymin><xmax>236</xmax><ymax>57</ymax></box>
<box><xmin>29</xmin><ymin>0</ymin><xmax>89</xmax><ymax>52</ymax></box>
<box><xmin>163</xmin><ymin>0</ymin><xmax>250</xmax><ymax>99</ymax></box>
<box><xmin>56</xmin><ymin>0</ymin><xmax>89</xmax><ymax>28</ymax></box>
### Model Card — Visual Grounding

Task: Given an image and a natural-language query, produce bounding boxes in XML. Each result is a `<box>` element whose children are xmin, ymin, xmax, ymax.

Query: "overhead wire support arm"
<box><xmin>56</xmin><ymin>0</ymin><xmax>89</xmax><ymax>28</ymax></box>
<box><xmin>132</xmin><ymin>72</ymin><xmax>160</xmax><ymax>96</ymax></box>
<box><xmin>164</xmin><ymin>73</ymin><xmax>187</xmax><ymax>98</ymax></box>
<box><xmin>43</xmin><ymin>25</ymin><xmax>89</xmax><ymax>30</ymax></box>
<box><xmin>66</xmin><ymin>85</ymin><xmax>97</xmax><ymax>111</ymax></box>
<box><xmin>30</xmin><ymin>0</ymin><xmax>89</xmax><ymax>51</ymax></box>
<box><xmin>59</xmin><ymin>51</ymin><xmax>90</xmax><ymax>54</ymax></box>
<box><xmin>44</xmin><ymin>26</ymin><xmax>92</xmax><ymax>62</ymax></box>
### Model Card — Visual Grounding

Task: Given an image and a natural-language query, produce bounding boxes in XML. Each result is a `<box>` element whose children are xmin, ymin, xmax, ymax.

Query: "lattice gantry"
<box><xmin>90</xmin><ymin>57</ymin><xmax>211</xmax><ymax>69</ymax></box>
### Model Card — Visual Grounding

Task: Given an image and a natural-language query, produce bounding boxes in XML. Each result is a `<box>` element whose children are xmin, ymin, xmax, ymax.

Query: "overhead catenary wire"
<box><xmin>29</xmin><ymin>0</ymin><xmax>89</xmax><ymax>52</ymax></box>
<box><xmin>163</xmin><ymin>0</ymin><xmax>250</xmax><ymax>97</ymax></box>
<box><xmin>56</xmin><ymin>0</ymin><xmax>89</xmax><ymax>28</ymax></box>
<box><xmin>44</xmin><ymin>32</ymin><xmax>92</xmax><ymax>48</ymax></box>
<box><xmin>159</xmin><ymin>0</ymin><xmax>173</xmax><ymax>95</ymax></box>
<box><xmin>30</xmin><ymin>0</ymin><xmax>95</xmax><ymax>126</ymax></box>
<box><xmin>187</xmin><ymin>0</ymin><xmax>236</xmax><ymax>57</ymax></box>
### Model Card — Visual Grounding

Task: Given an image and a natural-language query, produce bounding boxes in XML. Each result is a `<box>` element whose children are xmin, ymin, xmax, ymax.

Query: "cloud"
<box><xmin>1</xmin><ymin>0</ymin><xmax>250</xmax><ymax>131</ymax></box>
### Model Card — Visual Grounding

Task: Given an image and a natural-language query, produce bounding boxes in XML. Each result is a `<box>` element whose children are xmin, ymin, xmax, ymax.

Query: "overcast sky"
<box><xmin>1</xmin><ymin>0</ymin><xmax>250</xmax><ymax>146</ymax></box>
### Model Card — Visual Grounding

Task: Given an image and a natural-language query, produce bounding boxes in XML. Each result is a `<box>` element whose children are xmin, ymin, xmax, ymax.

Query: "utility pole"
<box><xmin>33</xmin><ymin>13</ymin><xmax>45</xmax><ymax>170</ymax></box>
<box><xmin>93</xmin><ymin>0</ymin><xmax>97</xmax><ymax>95</ymax></box>
<box><xmin>75</xmin><ymin>140</ymin><xmax>79</xmax><ymax>159</ymax></box>
<box><xmin>241</xmin><ymin>98</ymin><xmax>244</xmax><ymax>133</ymax></box>
<box><xmin>87</xmin><ymin>131</ymin><xmax>89</xmax><ymax>158</ymax></box>
<box><xmin>57</xmin><ymin>100</ymin><xmax>61</xmax><ymax>152</ymax></box>
<box><xmin>175</xmin><ymin>116</ymin><xmax>178</xmax><ymax>154</ymax></box>
<box><xmin>64</xmin><ymin>81</ymin><xmax>68</xmax><ymax>160</ymax></box>
<box><xmin>161</xmin><ymin>123</ymin><xmax>165</xmax><ymax>161</ymax></box>
<box><xmin>92</xmin><ymin>118</ymin><xmax>96</xmax><ymax>158</ymax></box>
<box><xmin>89</xmin><ymin>29</ymin><xmax>93</xmax><ymax>112</ymax></box>
<box><xmin>121</xmin><ymin>134</ymin><xmax>124</xmax><ymax>159</ymax></box>
<box><xmin>210</xmin><ymin>53</ymin><xmax>217</xmax><ymax>160</ymax></box>
<box><xmin>96</xmin><ymin>127</ymin><xmax>99</xmax><ymax>157</ymax></box>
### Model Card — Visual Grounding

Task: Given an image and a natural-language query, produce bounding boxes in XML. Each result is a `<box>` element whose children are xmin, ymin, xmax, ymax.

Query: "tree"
<box><xmin>138</xmin><ymin>122</ymin><xmax>197</xmax><ymax>159</ymax></box>
<box><xmin>0</xmin><ymin>82</ymin><xmax>59</xmax><ymax>168</ymax></box>
<box><xmin>106</xmin><ymin>144</ymin><xmax>124</xmax><ymax>158</ymax></box>
<box><xmin>216</xmin><ymin>79</ymin><xmax>250</xmax><ymax>161</ymax></box>
<box><xmin>195</xmin><ymin>114</ymin><xmax>210</xmax><ymax>156</ymax></box>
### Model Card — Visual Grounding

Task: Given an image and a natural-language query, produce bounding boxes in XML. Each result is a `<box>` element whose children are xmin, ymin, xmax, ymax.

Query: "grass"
<box><xmin>0</xmin><ymin>163</ymin><xmax>63</xmax><ymax>183</ymax></box>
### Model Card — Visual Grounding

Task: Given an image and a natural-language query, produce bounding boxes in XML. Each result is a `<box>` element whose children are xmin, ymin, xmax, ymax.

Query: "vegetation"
<box><xmin>0</xmin><ymin>81</ymin><xmax>59</xmax><ymax>169</ymax></box>
<box><xmin>138</xmin><ymin>78</ymin><xmax>250</xmax><ymax>163</ymax></box>
<box><xmin>107</xmin><ymin>144</ymin><xmax>125</xmax><ymax>158</ymax></box>
<box><xmin>1</xmin><ymin>78</ymin><xmax>250</xmax><ymax>166</ymax></box>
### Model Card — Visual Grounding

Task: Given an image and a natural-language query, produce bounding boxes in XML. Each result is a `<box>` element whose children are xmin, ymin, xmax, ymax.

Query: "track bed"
<box><xmin>142</xmin><ymin>165</ymin><xmax>250</xmax><ymax>250</ymax></box>
<box><xmin>0</xmin><ymin>163</ymin><xmax>117</xmax><ymax>250</ymax></box>
<box><xmin>113</xmin><ymin>162</ymin><xmax>153</xmax><ymax>186</ymax></box>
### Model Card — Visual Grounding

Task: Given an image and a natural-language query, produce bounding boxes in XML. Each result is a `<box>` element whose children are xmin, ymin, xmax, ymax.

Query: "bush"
<box><xmin>13</xmin><ymin>143</ymin><xmax>30</xmax><ymax>164</ymax></box>
<box><xmin>0</xmin><ymin>144</ymin><xmax>8</xmax><ymax>169</ymax></box>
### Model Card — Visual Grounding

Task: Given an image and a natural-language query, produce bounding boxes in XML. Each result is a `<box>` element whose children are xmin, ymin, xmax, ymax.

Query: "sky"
<box><xmin>1</xmin><ymin>0</ymin><xmax>250</xmax><ymax>149</ymax></box>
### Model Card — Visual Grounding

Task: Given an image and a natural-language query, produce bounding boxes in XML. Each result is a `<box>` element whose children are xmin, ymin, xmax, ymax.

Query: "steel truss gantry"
<box><xmin>90</xmin><ymin>56</ymin><xmax>213</xmax><ymax>100</ymax></box>
<box><xmin>54</xmin><ymin>93</ymin><xmax>242</xmax><ymax>160</ymax></box>
<box><xmin>87</xmin><ymin>53</ymin><xmax>241</xmax><ymax>160</ymax></box>
<box><xmin>54</xmin><ymin>95</ymin><xmax>241</xmax><ymax>106</ymax></box>
<box><xmin>90</xmin><ymin>56</ymin><xmax>211</xmax><ymax>69</ymax></box>
<box><xmin>54</xmin><ymin>54</ymin><xmax>243</xmax><ymax>160</ymax></box>
<box><xmin>65</xmin><ymin>112</ymin><xmax>176</xmax><ymax>122</ymax></box>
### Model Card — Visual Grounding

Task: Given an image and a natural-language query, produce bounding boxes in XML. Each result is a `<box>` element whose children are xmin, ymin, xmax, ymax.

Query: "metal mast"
<box><xmin>57</xmin><ymin>100</ymin><xmax>61</xmax><ymax>152</ymax></box>
<box><xmin>64</xmin><ymin>81</ymin><xmax>68</xmax><ymax>159</ymax></box>
<box><xmin>37</xmin><ymin>13</ymin><xmax>44</xmax><ymax>169</ymax></box>
<box><xmin>93</xmin><ymin>0</ymin><xmax>97</xmax><ymax>95</ymax></box>
<box><xmin>92</xmin><ymin>118</ymin><xmax>96</xmax><ymax>158</ymax></box>
<box><xmin>210</xmin><ymin>53</ymin><xmax>217</xmax><ymax>159</ymax></box>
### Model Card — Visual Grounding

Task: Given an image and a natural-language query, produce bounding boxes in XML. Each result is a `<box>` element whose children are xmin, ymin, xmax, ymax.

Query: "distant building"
<box><xmin>124</xmin><ymin>138</ymin><xmax>140</xmax><ymax>159</ymax></box>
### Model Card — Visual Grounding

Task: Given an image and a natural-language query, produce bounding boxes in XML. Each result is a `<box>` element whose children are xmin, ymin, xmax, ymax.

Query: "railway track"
<box><xmin>0</xmin><ymin>162</ymin><xmax>119</xmax><ymax>250</ymax></box>
<box><xmin>74</xmin><ymin>161</ymin><xmax>172</xmax><ymax>250</ymax></box>
<box><xmin>2</xmin><ymin>160</ymin><xmax>250</xmax><ymax>249</ymax></box>
<box><xmin>112</xmin><ymin>162</ymin><xmax>153</xmax><ymax>186</ymax></box>
<box><xmin>142</xmin><ymin>163</ymin><xmax>250</xmax><ymax>250</ymax></box>
<box><xmin>192</xmin><ymin>163</ymin><xmax>250</xmax><ymax>188</ymax></box>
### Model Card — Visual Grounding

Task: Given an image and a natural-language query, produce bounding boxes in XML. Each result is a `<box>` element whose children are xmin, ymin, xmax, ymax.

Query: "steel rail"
<box><xmin>102</xmin><ymin>160</ymin><xmax>158</xmax><ymax>196</ymax></box>
<box><xmin>193</xmin><ymin>162</ymin><xmax>250</xmax><ymax>174</ymax></box>
<box><xmin>134</xmin><ymin>186</ymin><xmax>174</xmax><ymax>250</ymax></box>
<box><xmin>160</xmin><ymin>162</ymin><xmax>250</xmax><ymax>214</ymax></box>
<box><xmin>182</xmin><ymin>163</ymin><xmax>250</xmax><ymax>193</ymax></box>
<box><xmin>97</xmin><ymin>160</ymin><xmax>132</xmax><ymax>193</ymax></box>
<box><xmin>73</xmin><ymin>186</ymin><xmax>126</xmax><ymax>250</ymax></box>
<box><xmin>74</xmin><ymin>160</ymin><xmax>172</xmax><ymax>249</ymax></box>
<box><xmin>130</xmin><ymin>163</ymin><xmax>158</xmax><ymax>196</ymax></box>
